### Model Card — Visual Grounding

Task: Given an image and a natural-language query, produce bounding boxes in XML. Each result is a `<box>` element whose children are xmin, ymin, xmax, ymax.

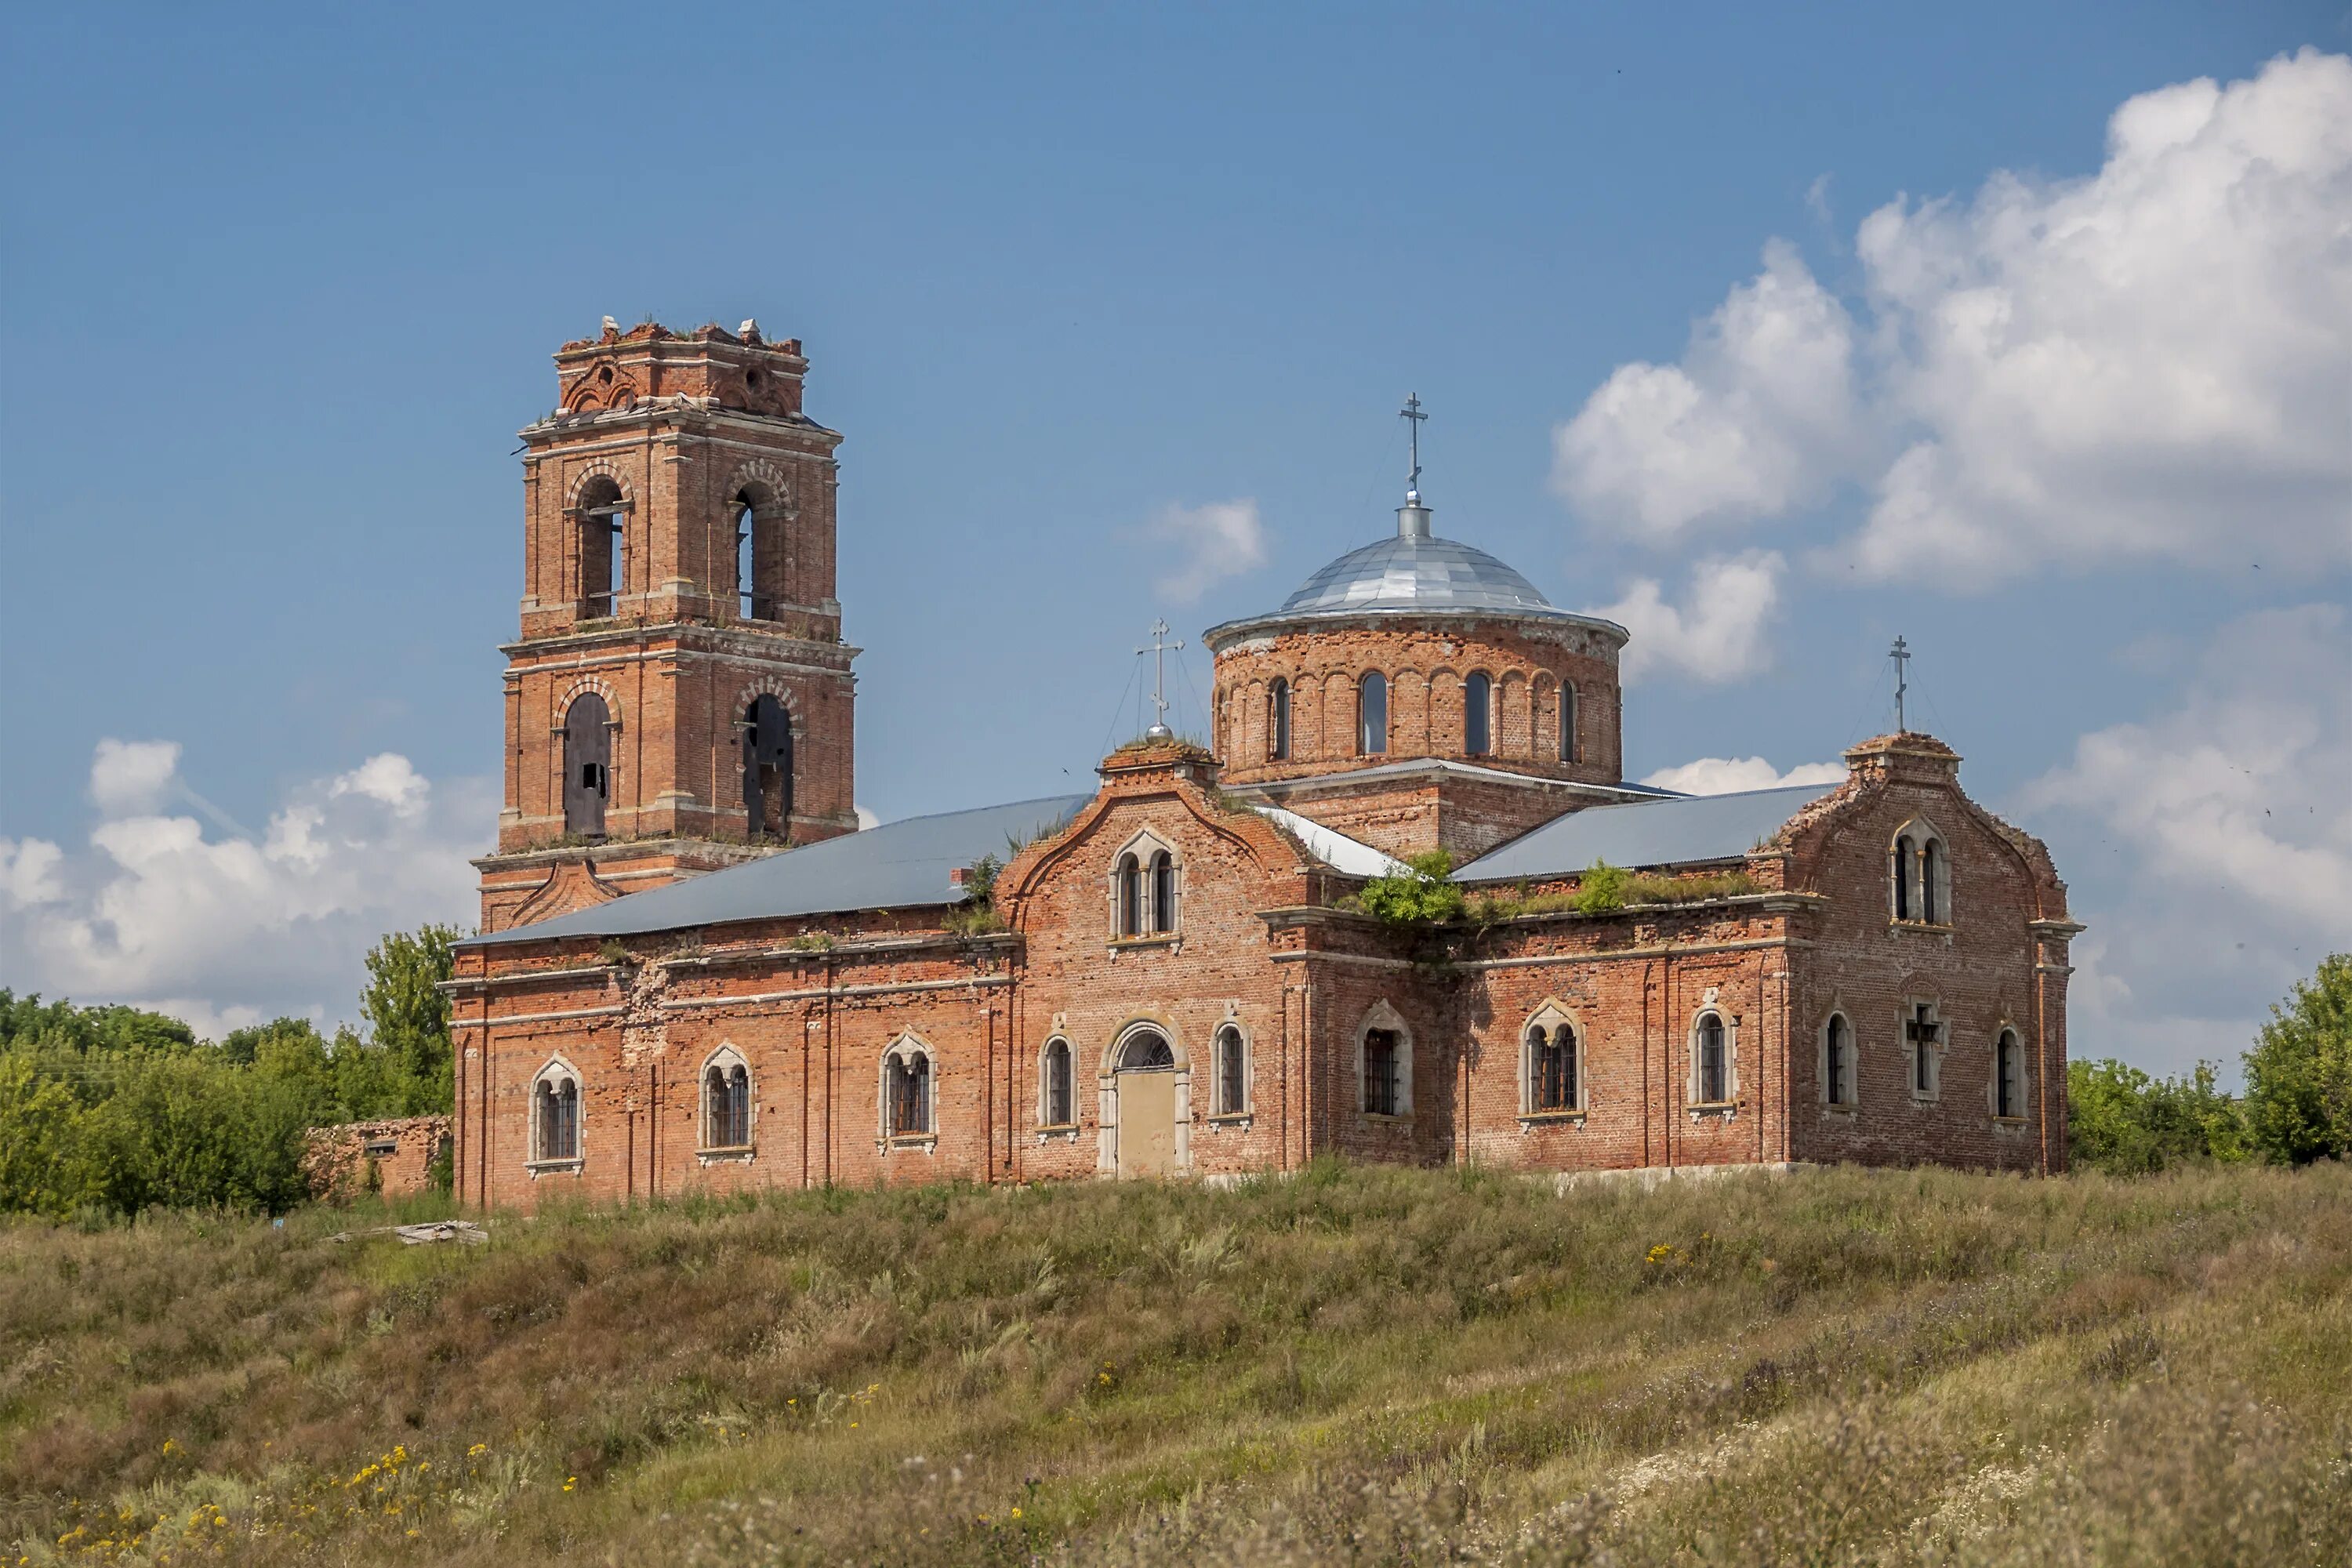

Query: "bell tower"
<box><xmin>474</xmin><ymin>318</ymin><xmax>858</xmax><ymax>934</ymax></box>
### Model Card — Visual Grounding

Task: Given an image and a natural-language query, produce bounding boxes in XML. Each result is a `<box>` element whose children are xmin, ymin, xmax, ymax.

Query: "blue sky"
<box><xmin>3</xmin><ymin>2</ymin><xmax>2346</xmax><ymax>1073</ymax></box>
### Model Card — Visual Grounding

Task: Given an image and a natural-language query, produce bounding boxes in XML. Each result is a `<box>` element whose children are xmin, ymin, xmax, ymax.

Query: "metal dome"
<box><xmin>1277</xmin><ymin>532</ymin><xmax>1569</xmax><ymax>619</ymax></box>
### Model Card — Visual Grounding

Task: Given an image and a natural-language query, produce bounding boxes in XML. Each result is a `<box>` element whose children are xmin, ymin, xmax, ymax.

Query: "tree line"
<box><xmin>2067</xmin><ymin>953</ymin><xmax>2351</xmax><ymax>1173</ymax></box>
<box><xmin>0</xmin><ymin>940</ymin><xmax>2343</xmax><ymax>1216</ymax></box>
<box><xmin>0</xmin><ymin>927</ymin><xmax>457</xmax><ymax>1217</ymax></box>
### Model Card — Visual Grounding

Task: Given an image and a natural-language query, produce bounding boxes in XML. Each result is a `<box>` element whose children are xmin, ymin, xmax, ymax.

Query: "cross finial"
<box><xmin>1400</xmin><ymin>392</ymin><xmax>1428</xmax><ymax>500</ymax></box>
<box><xmin>1889</xmin><ymin>636</ymin><xmax>1911</xmax><ymax>733</ymax></box>
<box><xmin>1138</xmin><ymin>618</ymin><xmax>1184</xmax><ymax>739</ymax></box>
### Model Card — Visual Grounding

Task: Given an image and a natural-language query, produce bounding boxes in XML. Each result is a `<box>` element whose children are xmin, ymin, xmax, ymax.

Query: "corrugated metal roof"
<box><xmin>1253</xmin><ymin>805</ymin><xmax>1406</xmax><ymax>877</ymax></box>
<box><xmin>462</xmin><ymin>794</ymin><xmax>1094</xmax><ymax>948</ymax></box>
<box><xmin>1453</xmin><ymin>782</ymin><xmax>1836</xmax><ymax>883</ymax></box>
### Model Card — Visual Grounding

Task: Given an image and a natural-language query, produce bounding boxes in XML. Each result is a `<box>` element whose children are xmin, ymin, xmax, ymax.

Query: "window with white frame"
<box><xmin>1040</xmin><ymin>1036</ymin><xmax>1075</xmax><ymax>1128</ymax></box>
<box><xmin>1691</xmin><ymin>1011</ymin><xmax>1733</xmax><ymax>1105</ymax></box>
<box><xmin>1114</xmin><ymin>851</ymin><xmax>1143</xmax><ymax>937</ymax></box>
<box><xmin>1903</xmin><ymin>1001</ymin><xmax>1944</xmax><ymax>1099</ymax></box>
<box><xmin>1822</xmin><ymin>1012</ymin><xmax>1857</xmax><ymax>1108</ymax></box>
<box><xmin>1213</xmin><ymin>1023</ymin><xmax>1248</xmax><ymax>1116</ymax></box>
<box><xmin>1358</xmin><ymin>1005</ymin><xmax>1412</xmax><ymax>1118</ymax></box>
<box><xmin>701</xmin><ymin>1049</ymin><xmax>752</xmax><ymax>1149</ymax></box>
<box><xmin>1525</xmin><ymin>1014</ymin><xmax>1582</xmax><ymax>1115</ymax></box>
<box><xmin>1891</xmin><ymin>820</ymin><xmax>1952</xmax><ymax>925</ymax></box>
<box><xmin>882</xmin><ymin>1036</ymin><xmax>935</xmax><ymax>1139</ymax></box>
<box><xmin>532</xmin><ymin>1061</ymin><xmax>581</xmax><ymax>1163</ymax></box>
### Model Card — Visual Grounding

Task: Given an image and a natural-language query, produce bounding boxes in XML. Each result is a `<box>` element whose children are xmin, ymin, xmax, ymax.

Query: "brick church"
<box><xmin>447</xmin><ymin>320</ymin><xmax>2082</xmax><ymax>1210</ymax></box>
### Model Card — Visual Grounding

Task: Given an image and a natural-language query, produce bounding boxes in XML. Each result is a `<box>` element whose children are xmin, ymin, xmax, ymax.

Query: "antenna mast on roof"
<box><xmin>1890</xmin><ymin>636</ymin><xmax>1911</xmax><ymax>733</ymax></box>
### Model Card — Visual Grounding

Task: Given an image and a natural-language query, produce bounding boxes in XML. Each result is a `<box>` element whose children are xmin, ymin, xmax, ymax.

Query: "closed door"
<box><xmin>1116</xmin><ymin>1069</ymin><xmax>1177</xmax><ymax>1177</ymax></box>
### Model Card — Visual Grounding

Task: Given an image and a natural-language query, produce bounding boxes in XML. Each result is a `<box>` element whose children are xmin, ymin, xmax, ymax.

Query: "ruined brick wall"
<box><xmin>1777</xmin><ymin>737</ymin><xmax>2075</xmax><ymax>1175</ymax></box>
<box><xmin>478</xmin><ymin>321</ymin><xmax>860</xmax><ymax>932</ymax></box>
<box><xmin>303</xmin><ymin>1116</ymin><xmax>452</xmax><ymax>1203</ymax></box>
<box><xmin>996</xmin><ymin>742</ymin><xmax>1316</xmax><ymax>1183</ymax></box>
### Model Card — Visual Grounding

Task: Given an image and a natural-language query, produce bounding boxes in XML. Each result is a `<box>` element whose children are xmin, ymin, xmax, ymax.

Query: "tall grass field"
<box><xmin>4</xmin><ymin>1161</ymin><xmax>2348</xmax><ymax>1565</ymax></box>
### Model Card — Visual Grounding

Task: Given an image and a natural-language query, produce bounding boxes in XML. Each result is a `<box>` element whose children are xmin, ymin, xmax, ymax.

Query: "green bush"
<box><xmin>1354</xmin><ymin>851</ymin><xmax>1467</xmax><ymax>924</ymax></box>
<box><xmin>2241</xmin><ymin>953</ymin><xmax>2352</xmax><ymax>1166</ymax></box>
<box><xmin>2067</xmin><ymin>1058</ymin><xmax>2247</xmax><ymax>1174</ymax></box>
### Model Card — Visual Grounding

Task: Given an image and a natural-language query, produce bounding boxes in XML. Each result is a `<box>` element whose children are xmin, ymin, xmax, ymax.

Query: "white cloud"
<box><xmin>1141</xmin><ymin>498</ymin><xmax>1268</xmax><ymax>603</ymax></box>
<box><xmin>855</xmin><ymin>804</ymin><xmax>881</xmax><ymax>831</ymax></box>
<box><xmin>1552</xmin><ymin>49</ymin><xmax>2352</xmax><ymax>586</ymax></box>
<box><xmin>1586</xmin><ymin>550</ymin><xmax>1784</xmax><ymax>684</ymax></box>
<box><xmin>1552</xmin><ymin>241</ymin><xmax>1858</xmax><ymax>539</ymax></box>
<box><xmin>89</xmin><ymin>739</ymin><xmax>180</xmax><ymax>815</ymax></box>
<box><xmin>1641</xmin><ymin>756</ymin><xmax>1846</xmax><ymax>795</ymax></box>
<box><xmin>2020</xmin><ymin>604</ymin><xmax>2352</xmax><ymax>1077</ymax></box>
<box><xmin>1</xmin><ymin>740</ymin><xmax>488</xmax><ymax>1036</ymax></box>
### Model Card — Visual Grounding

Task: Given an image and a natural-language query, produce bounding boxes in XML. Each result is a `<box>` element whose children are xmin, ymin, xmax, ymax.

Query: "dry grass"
<box><xmin>2</xmin><ymin>1163</ymin><xmax>2348</xmax><ymax>1565</ymax></box>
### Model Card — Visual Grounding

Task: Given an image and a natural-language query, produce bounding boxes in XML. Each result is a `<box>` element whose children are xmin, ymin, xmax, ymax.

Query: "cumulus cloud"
<box><xmin>1553</xmin><ymin>241</ymin><xmax>1858</xmax><ymax>539</ymax></box>
<box><xmin>0</xmin><ymin>741</ymin><xmax>488</xmax><ymax>1036</ymax></box>
<box><xmin>1586</xmin><ymin>550</ymin><xmax>1784</xmax><ymax>684</ymax></box>
<box><xmin>2020</xmin><ymin>604</ymin><xmax>2352</xmax><ymax>1076</ymax></box>
<box><xmin>89</xmin><ymin>739</ymin><xmax>180</xmax><ymax>815</ymax></box>
<box><xmin>855</xmin><ymin>805</ymin><xmax>881</xmax><ymax>832</ymax></box>
<box><xmin>1553</xmin><ymin>49</ymin><xmax>2352</xmax><ymax>586</ymax></box>
<box><xmin>1640</xmin><ymin>756</ymin><xmax>1846</xmax><ymax>795</ymax></box>
<box><xmin>1141</xmin><ymin>498</ymin><xmax>1268</xmax><ymax>603</ymax></box>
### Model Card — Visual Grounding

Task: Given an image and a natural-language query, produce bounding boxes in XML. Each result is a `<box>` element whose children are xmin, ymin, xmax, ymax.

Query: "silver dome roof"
<box><xmin>1278</xmin><ymin>532</ymin><xmax>1568</xmax><ymax>618</ymax></box>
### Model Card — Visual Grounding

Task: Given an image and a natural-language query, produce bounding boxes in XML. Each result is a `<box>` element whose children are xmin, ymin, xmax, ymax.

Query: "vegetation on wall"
<box><xmin>1348</xmin><ymin>854</ymin><xmax>1761</xmax><ymax>928</ymax></box>
<box><xmin>0</xmin><ymin>926</ymin><xmax>459</xmax><ymax>1218</ymax></box>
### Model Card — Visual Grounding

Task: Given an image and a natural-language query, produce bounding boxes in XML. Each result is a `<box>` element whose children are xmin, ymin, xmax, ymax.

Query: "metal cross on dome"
<box><xmin>1139</xmin><ymin>618</ymin><xmax>1184</xmax><ymax>739</ymax></box>
<box><xmin>1401</xmin><ymin>392</ymin><xmax>1428</xmax><ymax>498</ymax></box>
<box><xmin>1890</xmin><ymin>636</ymin><xmax>1911</xmax><ymax>733</ymax></box>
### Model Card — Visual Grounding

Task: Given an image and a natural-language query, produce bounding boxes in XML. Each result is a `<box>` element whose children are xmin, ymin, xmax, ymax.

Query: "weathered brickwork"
<box><xmin>476</xmin><ymin>322</ymin><xmax>860</xmax><ymax>933</ymax></box>
<box><xmin>449</xmin><ymin>324</ymin><xmax>2076</xmax><ymax>1212</ymax></box>
<box><xmin>302</xmin><ymin>1116</ymin><xmax>452</xmax><ymax>1203</ymax></box>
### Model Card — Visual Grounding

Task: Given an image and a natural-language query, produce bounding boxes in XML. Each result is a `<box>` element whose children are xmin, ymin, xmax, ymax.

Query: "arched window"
<box><xmin>1995</xmin><ymin>1029</ymin><xmax>2023</xmax><ymax>1118</ymax></box>
<box><xmin>1214</xmin><ymin>1024</ymin><xmax>1247</xmax><ymax>1116</ymax></box>
<box><xmin>1150</xmin><ymin>850</ymin><xmax>1178</xmax><ymax>934</ymax></box>
<box><xmin>1695</xmin><ymin>1013</ymin><xmax>1729</xmax><ymax>1105</ymax></box>
<box><xmin>702</xmin><ymin>1054</ymin><xmax>751</xmax><ymax>1149</ymax></box>
<box><xmin>1824</xmin><ymin>1013</ymin><xmax>1854</xmax><ymax>1107</ymax></box>
<box><xmin>742</xmin><ymin>693</ymin><xmax>793</xmax><ymax>840</ymax></box>
<box><xmin>1119</xmin><ymin>1030</ymin><xmax>1175</xmax><ymax>1070</ymax></box>
<box><xmin>575</xmin><ymin>477</ymin><xmax>625</xmax><ymax>619</ymax></box>
<box><xmin>532</xmin><ymin>1065</ymin><xmax>580</xmax><ymax>1163</ymax></box>
<box><xmin>733</xmin><ymin>490</ymin><xmax>775</xmax><ymax>621</ymax></box>
<box><xmin>1527</xmin><ymin>1022</ymin><xmax>1579</xmax><ymax>1113</ymax></box>
<box><xmin>561</xmin><ymin>693</ymin><xmax>612</xmax><ymax>838</ymax></box>
<box><xmin>1892</xmin><ymin>824</ymin><xmax>1952</xmax><ymax>925</ymax></box>
<box><xmin>1559</xmin><ymin>683</ymin><xmax>1578</xmax><ymax>763</ymax></box>
<box><xmin>1358</xmin><ymin>671</ymin><xmax>1388</xmax><ymax>756</ymax></box>
<box><xmin>883</xmin><ymin>1039</ymin><xmax>934</xmax><ymax>1138</ymax></box>
<box><xmin>1465</xmin><ymin>671</ymin><xmax>1492</xmax><ymax>756</ymax></box>
<box><xmin>1268</xmin><ymin>678</ymin><xmax>1291</xmax><ymax>761</ymax></box>
<box><xmin>1115</xmin><ymin>852</ymin><xmax>1143</xmax><ymax>937</ymax></box>
<box><xmin>1904</xmin><ymin>1001</ymin><xmax>1944</xmax><ymax>1098</ymax></box>
<box><xmin>1040</xmin><ymin>1037</ymin><xmax>1074</xmax><ymax>1127</ymax></box>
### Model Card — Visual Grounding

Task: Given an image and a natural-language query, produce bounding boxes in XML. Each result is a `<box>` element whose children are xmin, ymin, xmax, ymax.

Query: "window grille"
<box><xmin>1363</xmin><ymin>1028</ymin><xmax>1402</xmax><ymax>1116</ymax></box>
<box><xmin>1530</xmin><ymin>1024</ymin><xmax>1577</xmax><ymax>1112</ymax></box>
<box><xmin>1043</xmin><ymin>1039</ymin><xmax>1073</xmax><ymax>1127</ymax></box>
<box><xmin>1215</xmin><ymin>1025</ymin><xmax>1246</xmax><ymax>1115</ymax></box>
<box><xmin>1150</xmin><ymin>851</ymin><xmax>1177</xmax><ymax>934</ymax></box>
<box><xmin>887</xmin><ymin>1051</ymin><xmax>931</xmax><ymax>1137</ymax></box>
<box><xmin>1697</xmin><ymin>1014</ymin><xmax>1728</xmax><ymax>1104</ymax></box>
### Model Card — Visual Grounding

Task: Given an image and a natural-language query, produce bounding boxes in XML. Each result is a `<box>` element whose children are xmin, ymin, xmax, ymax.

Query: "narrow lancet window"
<box><xmin>1043</xmin><ymin>1038</ymin><xmax>1073</xmax><ymax>1127</ymax></box>
<box><xmin>742</xmin><ymin>693</ymin><xmax>794</xmax><ymax>840</ymax></box>
<box><xmin>1358</xmin><ymin>672</ymin><xmax>1388</xmax><ymax>756</ymax></box>
<box><xmin>1697</xmin><ymin>1014</ymin><xmax>1728</xmax><ymax>1104</ymax></box>
<box><xmin>1150</xmin><ymin>850</ymin><xmax>1177</xmax><ymax>934</ymax></box>
<box><xmin>1893</xmin><ymin>835</ymin><xmax>1915</xmax><ymax>920</ymax></box>
<box><xmin>1826</xmin><ymin>1014</ymin><xmax>1853</xmax><ymax>1106</ymax></box>
<box><xmin>1116</xmin><ymin>853</ymin><xmax>1142</xmax><ymax>937</ymax></box>
<box><xmin>1363</xmin><ymin>1028</ymin><xmax>1402</xmax><ymax>1116</ymax></box>
<box><xmin>1560</xmin><ymin>684</ymin><xmax>1577</xmax><ymax>763</ymax></box>
<box><xmin>1465</xmin><ymin>672</ymin><xmax>1492</xmax><ymax>756</ymax></box>
<box><xmin>1268</xmin><ymin>678</ymin><xmax>1291</xmax><ymax>761</ymax></box>
<box><xmin>562</xmin><ymin>694</ymin><xmax>612</xmax><ymax>838</ymax></box>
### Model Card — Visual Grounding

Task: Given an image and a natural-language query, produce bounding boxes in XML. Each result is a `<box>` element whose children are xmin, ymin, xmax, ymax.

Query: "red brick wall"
<box><xmin>449</xmin><ymin>739</ymin><xmax>2073</xmax><ymax>1211</ymax></box>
